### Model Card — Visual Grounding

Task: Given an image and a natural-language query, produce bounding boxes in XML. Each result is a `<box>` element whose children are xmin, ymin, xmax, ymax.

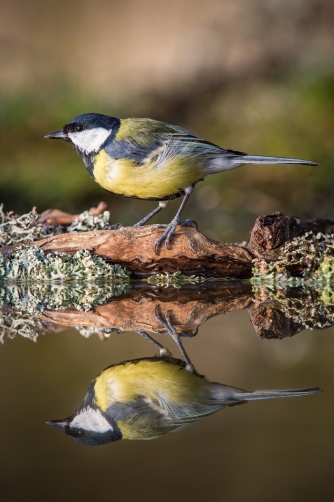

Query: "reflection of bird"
<box><xmin>47</xmin><ymin>357</ymin><xmax>321</xmax><ymax>446</ymax></box>
<box><xmin>45</xmin><ymin>113</ymin><xmax>319</xmax><ymax>251</ymax></box>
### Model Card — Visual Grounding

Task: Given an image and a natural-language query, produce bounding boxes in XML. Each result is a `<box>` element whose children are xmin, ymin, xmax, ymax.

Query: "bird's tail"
<box><xmin>208</xmin><ymin>154</ymin><xmax>319</xmax><ymax>173</ymax></box>
<box><xmin>234</xmin><ymin>155</ymin><xmax>319</xmax><ymax>167</ymax></box>
<box><xmin>209</xmin><ymin>383</ymin><xmax>322</xmax><ymax>403</ymax></box>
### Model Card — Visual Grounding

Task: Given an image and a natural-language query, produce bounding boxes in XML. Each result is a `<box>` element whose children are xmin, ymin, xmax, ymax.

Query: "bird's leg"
<box><xmin>136</xmin><ymin>331</ymin><xmax>172</xmax><ymax>359</ymax></box>
<box><xmin>154</xmin><ymin>186</ymin><xmax>194</xmax><ymax>252</ymax></box>
<box><xmin>154</xmin><ymin>306</ymin><xmax>195</xmax><ymax>372</ymax></box>
<box><xmin>134</xmin><ymin>200</ymin><xmax>169</xmax><ymax>227</ymax></box>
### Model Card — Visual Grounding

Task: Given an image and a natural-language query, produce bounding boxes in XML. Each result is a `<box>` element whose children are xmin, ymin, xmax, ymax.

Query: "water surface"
<box><xmin>0</xmin><ymin>283</ymin><xmax>333</xmax><ymax>502</ymax></box>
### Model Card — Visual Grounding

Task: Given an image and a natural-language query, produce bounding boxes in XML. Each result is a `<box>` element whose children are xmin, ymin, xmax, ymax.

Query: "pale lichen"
<box><xmin>253</xmin><ymin>285</ymin><xmax>334</xmax><ymax>330</ymax></box>
<box><xmin>0</xmin><ymin>309</ymin><xmax>51</xmax><ymax>343</ymax></box>
<box><xmin>0</xmin><ymin>206</ymin><xmax>111</xmax><ymax>249</ymax></box>
<box><xmin>146</xmin><ymin>271</ymin><xmax>200</xmax><ymax>288</ymax></box>
<box><xmin>251</xmin><ymin>232</ymin><xmax>334</xmax><ymax>285</ymax></box>
<box><xmin>0</xmin><ymin>280</ymin><xmax>130</xmax><ymax>342</ymax></box>
<box><xmin>75</xmin><ymin>326</ymin><xmax>118</xmax><ymax>339</ymax></box>
<box><xmin>0</xmin><ymin>281</ymin><xmax>129</xmax><ymax>315</ymax></box>
<box><xmin>67</xmin><ymin>210</ymin><xmax>110</xmax><ymax>232</ymax></box>
<box><xmin>0</xmin><ymin>205</ymin><xmax>63</xmax><ymax>247</ymax></box>
<box><xmin>0</xmin><ymin>246</ymin><xmax>130</xmax><ymax>282</ymax></box>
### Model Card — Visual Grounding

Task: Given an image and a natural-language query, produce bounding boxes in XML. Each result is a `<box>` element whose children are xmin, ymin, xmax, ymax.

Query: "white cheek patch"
<box><xmin>68</xmin><ymin>128</ymin><xmax>112</xmax><ymax>154</ymax></box>
<box><xmin>70</xmin><ymin>407</ymin><xmax>112</xmax><ymax>433</ymax></box>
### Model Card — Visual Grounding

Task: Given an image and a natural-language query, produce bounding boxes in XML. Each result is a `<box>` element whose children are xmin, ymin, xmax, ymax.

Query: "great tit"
<box><xmin>45</xmin><ymin>114</ymin><xmax>319</xmax><ymax>251</ymax></box>
<box><xmin>47</xmin><ymin>356</ymin><xmax>321</xmax><ymax>446</ymax></box>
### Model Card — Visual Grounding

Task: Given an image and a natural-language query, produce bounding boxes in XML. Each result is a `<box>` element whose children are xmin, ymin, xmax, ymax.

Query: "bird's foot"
<box><xmin>154</xmin><ymin>218</ymin><xmax>198</xmax><ymax>253</ymax></box>
<box><xmin>180</xmin><ymin>219</ymin><xmax>198</xmax><ymax>229</ymax></box>
<box><xmin>106</xmin><ymin>223</ymin><xmax>123</xmax><ymax>230</ymax></box>
<box><xmin>159</xmin><ymin>347</ymin><xmax>173</xmax><ymax>359</ymax></box>
<box><xmin>154</xmin><ymin>306</ymin><xmax>195</xmax><ymax>372</ymax></box>
<box><xmin>136</xmin><ymin>330</ymin><xmax>172</xmax><ymax>359</ymax></box>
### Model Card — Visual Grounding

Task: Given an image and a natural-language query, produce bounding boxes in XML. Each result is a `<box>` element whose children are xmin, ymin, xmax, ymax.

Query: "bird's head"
<box><xmin>45</xmin><ymin>113</ymin><xmax>120</xmax><ymax>156</ymax></box>
<box><xmin>47</xmin><ymin>404</ymin><xmax>122</xmax><ymax>446</ymax></box>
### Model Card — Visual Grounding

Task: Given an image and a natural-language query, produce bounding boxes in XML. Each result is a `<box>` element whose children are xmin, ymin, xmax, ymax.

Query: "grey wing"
<box><xmin>153</xmin><ymin>126</ymin><xmax>247</xmax><ymax>169</ymax></box>
<box><xmin>155</xmin><ymin>391</ymin><xmax>227</xmax><ymax>427</ymax></box>
<box><xmin>108</xmin><ymin>394</ymin><xmax>225</xmax><ymax>430</ymax></box>
<box><xmin>108</xmin><ymin>119</ymin><xmax>246</xmax><ymax>167</ymax></box>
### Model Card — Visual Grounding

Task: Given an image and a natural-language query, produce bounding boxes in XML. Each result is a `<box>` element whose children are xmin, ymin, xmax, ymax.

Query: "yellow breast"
<box><xmin>94</xmin><ymin>359</ymin><xmax>206</xmax><ymax>413</ymax></box>
<box><xmin>92</xmin><ymin>149</ymin><xmax>204</xmax><ymax>199</ymax></box>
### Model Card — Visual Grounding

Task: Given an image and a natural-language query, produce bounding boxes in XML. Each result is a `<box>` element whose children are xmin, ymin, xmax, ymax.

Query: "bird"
<box><xmin>47</xmin><ymin>356</ymin><xmax>321</xmax><ymax>446</ymax></box>
<box><xmin>45</xmin><ymin>113</ymin><xmax>319</xmax><ymax>252</ymax></box>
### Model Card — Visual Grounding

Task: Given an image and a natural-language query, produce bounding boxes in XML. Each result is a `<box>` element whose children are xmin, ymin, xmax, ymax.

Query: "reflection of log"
<box><xmin>3</xmin><ymin>281</ymin><xmax>333</xmax><ymax>342</ymax></box>
<box><xmin>38</xmin><ymin>283</ymin><xmax>253</xmax><ymax>334</ymax></box>
<box><xmin>248</xmin><ymin>300</ymin><xmax>304</xmax><ymax>339</ymax></box>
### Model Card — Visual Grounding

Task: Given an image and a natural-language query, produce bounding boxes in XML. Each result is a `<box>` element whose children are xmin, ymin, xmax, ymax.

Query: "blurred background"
<box><xmin>1</xmin><ymin>2</ymin><xmax>334</xmax><ymax>501</ymax></box>
<box><xmin>1</xmin><ymin>0</ymin><xmax>333</xmax><ymax>242</ymax></box>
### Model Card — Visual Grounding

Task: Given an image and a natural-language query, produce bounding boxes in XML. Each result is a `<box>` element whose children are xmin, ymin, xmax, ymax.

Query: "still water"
<box><xmin>0</xmin><ymin>283</ymin><xmax>333</xmax><ymax>501</ymax></box>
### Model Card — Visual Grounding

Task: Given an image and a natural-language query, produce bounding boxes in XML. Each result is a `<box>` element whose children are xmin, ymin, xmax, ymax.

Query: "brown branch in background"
<box><xmin>37</xmin><ymin>202</ymin><xmax>107</xmax><ymax>226</ymax></box>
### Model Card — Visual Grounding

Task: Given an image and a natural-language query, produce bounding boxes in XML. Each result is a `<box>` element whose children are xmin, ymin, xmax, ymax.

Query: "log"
<box><xmin>1</xmin><ymin>207</ymin><xmax>334</xmax><ymax>278</ymax></box>
<box><xmin>248</xmin><ymin>211</ymin><xmax>334</xmax><ymax>260</ymax></box>
<box><xmin>1</xmin><ymin>225</ymin><xmax>254</xmax><ymax>278</ymax></box>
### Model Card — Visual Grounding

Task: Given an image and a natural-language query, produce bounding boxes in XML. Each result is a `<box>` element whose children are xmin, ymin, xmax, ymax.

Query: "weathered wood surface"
<box><xmin>248</xmin><ymin>211</ymin><xmax>334</xmax><ymax>260</ymax></box>
<box><xmin>35</xmin><ymin>226</ymin><xmax>253</xmax><ymax>278</ymax></box>
<box><xmin>2</xmin><ymin>207</ymin><xmax>334</xmax><ymax>277</ymax></box>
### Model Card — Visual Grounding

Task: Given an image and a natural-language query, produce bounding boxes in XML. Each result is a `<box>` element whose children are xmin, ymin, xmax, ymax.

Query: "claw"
<box><xmin>154</xmin><ymin>306</ymin><xmax>195</xmax><ymax>371</ymax></box>
<box><xmin>181</xmin><ymin>219</ymin><xmax>198</xmax><ymax>230</ymax></box>
<box><xmin>181</xmin><ymin>327</ymin><xmax>198</xmax><ymax>338</ymax></box>
<box><xmin>107</xmin><ymin>223</ymin><xmax>123</xmax><ymax>230</ymax></box>
<box><xmin>154</xmin><ymin>218</ymin><xmax>179</xmax><ymax>253</ymax></box>
<box><xmin>154</xmin><ymin>218</ymin><xmax>199</xmax><ymax>253</ymax></box>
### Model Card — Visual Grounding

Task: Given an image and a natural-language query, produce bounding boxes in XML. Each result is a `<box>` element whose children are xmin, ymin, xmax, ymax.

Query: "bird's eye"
<box><xmin>75</xmin><ymin>124</ymin><xmax>84</xmax><ymax>132</ymax></box>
